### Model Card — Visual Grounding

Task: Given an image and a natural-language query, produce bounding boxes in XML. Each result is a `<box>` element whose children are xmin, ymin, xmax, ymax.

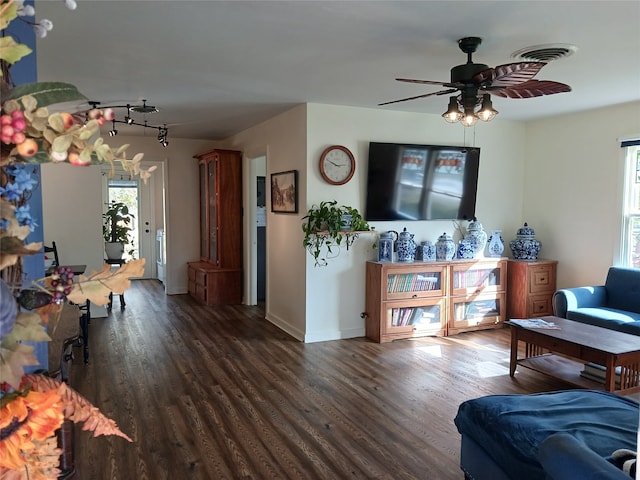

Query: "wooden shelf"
<box><xmin>365</xmin><ymin>258</ymin><xmax>508</xmax><ymax>342</ymax></box>
<box><xmin>516</xmin><ymin>354</ymin><xmax>603</xmax><ymax>389</ymax></box>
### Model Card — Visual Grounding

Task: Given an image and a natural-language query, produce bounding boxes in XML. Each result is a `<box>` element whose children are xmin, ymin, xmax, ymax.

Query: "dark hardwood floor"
<box><xmin>68</xmin><ymin>280</ymin><xmax>580</xmax><ymax>479</ymax></box>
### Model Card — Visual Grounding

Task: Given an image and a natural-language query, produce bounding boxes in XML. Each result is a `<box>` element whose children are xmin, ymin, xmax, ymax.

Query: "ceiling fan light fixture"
<box><xmin>477</xmin><ymin>94</ymin><xmax>499</xmax><ymax>122</ymax></box>
<box><xmin>461</xmin><ymin>112</ymin><xmax>478</xmax><ymax>127</ymax></box>
<box><xmin>442</xmin><ymin>97</ymin><xmax>463</xmax><ymax>123</ymax></box>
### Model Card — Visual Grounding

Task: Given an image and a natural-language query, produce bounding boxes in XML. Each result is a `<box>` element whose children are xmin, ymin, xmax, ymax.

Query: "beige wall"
<box><xmin>222</xmin><ymin>103</ymin><xmax>527</xmax><ymax>342</ymax></box>
<box><xmin>41</xmin><ymin>100</ymin><xmax>640</xmax><ymax>342</ymax></box>
<box><xmin>525</xmin><ymin>100</ymin><xmax>640</xmax><ymax>288</ymax></box>
<box><xmin>41</xmin><ymin>135</ymin><xmax>217</xmax><ymax>297</ymax></box>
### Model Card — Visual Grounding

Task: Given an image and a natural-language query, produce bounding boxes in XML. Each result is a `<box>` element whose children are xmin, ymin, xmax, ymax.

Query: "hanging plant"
<box><xmin>301</xmin><ymin>201</ymin><xmax>372</xmax><ymax>266</ymax></box>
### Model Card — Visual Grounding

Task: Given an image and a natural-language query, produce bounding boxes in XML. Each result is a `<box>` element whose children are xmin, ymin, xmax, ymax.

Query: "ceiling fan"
<box><xmin>379</xmin><ymin>36</ymin><xmax>572</xmax><ymax>126</ymax></box>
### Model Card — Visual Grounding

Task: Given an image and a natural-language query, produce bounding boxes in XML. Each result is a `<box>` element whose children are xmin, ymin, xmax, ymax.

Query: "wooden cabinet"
<box><xmin>448</xmin><ymin>258</ymin><xmax>507</xmax><ymax>335</ymax></box>
<box><xmin>507</xmin><ymin>259</ymin><xmax>557</xmax><ymax>319</ymax></box>
<box><xmin>365</xmin><ymin>258</ymin><xmax>508</xmax><ymax>342</ymax></box>
<box><xmin>188</xmin><ymin>149</ymin><xmax>242</xmax><ymax>305</ymax></box>
<box><xmin>365</xmin><ymin>262</ymin><xmax>448</xmax><ymax>342</ymax></box>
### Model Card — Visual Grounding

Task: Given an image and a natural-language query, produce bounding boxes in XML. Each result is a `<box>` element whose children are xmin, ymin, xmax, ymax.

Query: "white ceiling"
<box><xmin>35</xmin><ymin>1</ymin><xmax>640</xmax><ymax>141</ymax></box>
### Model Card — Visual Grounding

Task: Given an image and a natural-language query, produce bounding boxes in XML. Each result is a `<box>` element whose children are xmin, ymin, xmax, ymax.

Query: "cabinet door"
<box><xmin>199</xmin><ymin>162</ymin><xmax>207</xmax><ymax>259</ymax></box>
<box><xmin>208</xmin><ymin>158</ymin><xmax>218</xmax><ymax>265</ymax></box>
<box><xmin>449</xmin><ymin>292</ymin><xmax>506</xmax><ymax>334</ymax></box>
<box><xmin>451</xmin><ymin>260</ymin><xmax>506</xmax><ymax>296</ymax></box>
<box><xmin>384</xmin><ymin>265</ymin><xmax>447</xmax><ymax>300</ymax></box>
<box><xmin>382</xmin><ymin>297</ymin><xmax>447</xmax><ymax>340</ymax></box>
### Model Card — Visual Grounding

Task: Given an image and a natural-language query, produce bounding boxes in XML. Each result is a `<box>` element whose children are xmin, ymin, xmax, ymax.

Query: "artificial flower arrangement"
<box><xmin>1</xmin><ymin>1</ymin><xmax>153</xmax><ymax>478</ymax></box>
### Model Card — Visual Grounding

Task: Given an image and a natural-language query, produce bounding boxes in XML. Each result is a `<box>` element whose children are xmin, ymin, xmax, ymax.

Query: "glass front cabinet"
<box><xmin>365</xmin><ymin>258</ymin><xmax>508</xmax><ymax>342</ymax></box>
<box><xmin>448</xmin><ymin>258</ymin><xmax>507</xmax><ymax>335</ymax></box>
<box><xmin>188</xmin><ymin>148</ymin><xmax>243</xmax><ymax>306</ymax></box>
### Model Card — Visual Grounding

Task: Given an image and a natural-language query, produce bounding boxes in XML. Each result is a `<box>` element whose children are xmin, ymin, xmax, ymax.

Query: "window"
<box><xmin>620</xmin><ymin>143</ymin><xmax>640</xmax><ymax>268</ymax></box>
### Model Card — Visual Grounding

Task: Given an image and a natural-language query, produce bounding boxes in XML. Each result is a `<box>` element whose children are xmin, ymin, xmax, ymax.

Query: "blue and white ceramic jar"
<box><xmin>457</xmin><ymin>239</ymin><xmax>475</xmax><ymax>259</ymax></box>
<box><xmin>396</xmin><ymin>228</ymin><xmax>417</xmax><ymax>262</ymax></box>
<box><xmin>510</xmin><ymin>222</ymin><xmax>542</xmax><ymax>261</ymax></box>
<box><xmin>465</xmin><ymin>218</ymin><xmax>487</xmax><ymax>258</ymax></box>
<box><xmin>487</xmin><ymin>230</ymin><xmax>505</xmax><ymax>257</ymax></box>
<box><xmin>420</xmin><ymin>240</ymin><xmax>436</xmax><ymax>262</ymax></box>
<box><xmin>435</xmin><ymin>232</ymin><xmax>456</xmax><ymax>261</ymax></box>
<box><xmin>377</xmin><ymin>232</ymin><xmax>395</xmax><ymax>262</ymax></box>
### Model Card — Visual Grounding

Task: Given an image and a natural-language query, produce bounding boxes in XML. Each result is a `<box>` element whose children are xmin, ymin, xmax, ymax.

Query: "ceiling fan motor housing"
<box><xmin>450</xmin><ymin>63</ymin><xmax>489</xmax><ymax>85</ymax></box>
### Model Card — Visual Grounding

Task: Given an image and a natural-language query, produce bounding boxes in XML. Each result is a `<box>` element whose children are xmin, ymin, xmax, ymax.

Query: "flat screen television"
<box><xmin>365</xmin><ymin>142</ymin><xmax>480</xmax><ymax>221</ymax></box>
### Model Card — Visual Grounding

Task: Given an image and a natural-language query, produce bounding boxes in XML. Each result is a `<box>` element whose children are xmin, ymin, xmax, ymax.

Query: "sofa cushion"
<box><xmin>566</xmin><ymin>308</ymin><xmax>640</xmax><ymax>336</ymax></box>
<box><xmin>454</xmin><ymin>390</ymin><xmax>638</xmax><ymax>480</ymax></box>
<box><xmin>605</xmin><ymin>267</ymin><xmax>640</xmax><ymax>313</ymax></box>
<box><xmin>539</xmin><ymin>433</ymin><xmax>632</xmax><ymax>480</ymax></box>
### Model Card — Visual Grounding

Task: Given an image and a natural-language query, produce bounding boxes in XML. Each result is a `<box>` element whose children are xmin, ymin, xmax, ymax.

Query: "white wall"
<box><xmin>222</xmin><ymin>103</ymin><xmax>527</xmax><ymax>342</ymax></box>
<box><xmin>525</xmin><ymin>101</ymin><xmax>640</xmax><ymax>288</ymax></box>
<box><xmin>303</xmin><ymin>104</ymin><xmax>527</xmax><ymax>342</ymax></box>
<box><xmin>41</xmin><ymin>135</ymin><xmax>217</xmax><ymax>296</ymax></box>
<box><xmin>224</xmin><ymin>105</ymin><xmax>309</xmax><ymax>340</ymax></box>
<box><xmin>40</xmin><ymin>100</ymin><xmax>639</xmax><ymax>343</ymax></box>
<box><xmin>41</xmin><ymin>163</ymin><xmax>104</xmax><ymax>274</ymax></box>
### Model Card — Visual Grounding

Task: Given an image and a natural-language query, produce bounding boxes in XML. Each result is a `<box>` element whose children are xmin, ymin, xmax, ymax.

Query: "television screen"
<box><xmin>365</xmin><ymin>142</ymin><xmax>480</xmax><ymax>221</ymax></box>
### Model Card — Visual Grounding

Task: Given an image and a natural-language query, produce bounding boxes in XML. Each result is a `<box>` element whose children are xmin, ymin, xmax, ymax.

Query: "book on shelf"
<box><xmin>579</xmin><ymin>362</ymin><xmax>621</xmax><ymax>388</ymax></box>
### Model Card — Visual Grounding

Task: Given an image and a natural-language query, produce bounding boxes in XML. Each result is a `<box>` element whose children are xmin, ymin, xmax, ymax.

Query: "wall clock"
<box><xmin>319</xmin><ymin>145</ymin><xmax>355</xmax><ymax>185</ymax></box>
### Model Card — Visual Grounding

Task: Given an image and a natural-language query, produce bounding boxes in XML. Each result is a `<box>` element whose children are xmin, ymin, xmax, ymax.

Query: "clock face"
<box><xmin>319</xmin><ymin>146</ymin><xmax>355</xmax><ymax>185</ymax></box>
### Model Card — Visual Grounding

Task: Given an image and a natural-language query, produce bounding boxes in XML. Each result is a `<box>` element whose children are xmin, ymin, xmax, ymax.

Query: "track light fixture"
<box><xmin>90</xmin><ymin>100</ymin><xmax>170</xmax><ymax>147</ymax></box>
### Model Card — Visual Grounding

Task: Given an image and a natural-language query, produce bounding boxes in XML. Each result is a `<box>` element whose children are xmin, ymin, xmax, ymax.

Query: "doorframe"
<box><xmin>243</xmin><ymin>150</ymin><xmax>267</xmax><ymax>306</ymax></box>
<box><xmin>101</xmin><ymin>161</ymin><xmax>164</xmax><ymax>279</ymax></box>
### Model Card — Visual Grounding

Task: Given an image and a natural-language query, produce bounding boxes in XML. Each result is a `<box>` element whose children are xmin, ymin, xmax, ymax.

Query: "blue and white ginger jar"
<box><xmin>419</xmin><ymin>240</ymin><xmax>436</xmax><ymax>262</ymax></box>
<box><xmin>510</xmin><ymin>222</ymin><xmax>542</xmax><ymax>261</ymax></box>
<box><xmin>464</xmin><ymin>218</ymin><xmax>487</xmax><ymax>258</ymax></box>
<box><xmin>457</xmin><ymin>239</ymin><xmax>475</xmax><ymax>259</ymax></box>
<box><xmin>435</xmin><ymin>232</ymin><xmax>456</xmax><ymax>261</ymax></box>
<box><xmin>396</xmin><ymin>228</ymin><xmax>417</xmax><ymax>262</ymax></box>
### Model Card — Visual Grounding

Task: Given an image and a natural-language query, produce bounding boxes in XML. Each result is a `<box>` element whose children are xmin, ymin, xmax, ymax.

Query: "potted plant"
<box><xmin>301</xmin><ymin>201</ymin><xmax>372</xmax><ymax>266</ymax></box>
<box><xmin>103</xmin><ymin>201</ymin><xmax>134</xmax><ymax>259</ymax></box>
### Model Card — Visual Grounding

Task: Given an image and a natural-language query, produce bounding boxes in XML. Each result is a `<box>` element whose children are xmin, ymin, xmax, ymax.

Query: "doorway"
<box><xmin>247</xmin><ymin>154</ymin><xmax>266</xmax><ymax>305</ymax></box>
<box><xmin>102</xmin><ymin>164</ymin><xmax>160</xmax><ymax>279</ymax></box>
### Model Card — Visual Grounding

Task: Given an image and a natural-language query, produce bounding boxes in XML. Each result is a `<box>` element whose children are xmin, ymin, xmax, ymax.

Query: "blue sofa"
<box><xmin>454</xmin><ymin>390</ymin><xmax>638</xmax><ymax>480</ymax></box>
<box><xmin>552</xmin><ymin>267</ymin><xmax>640</xmax><ymax>336</ymax></box>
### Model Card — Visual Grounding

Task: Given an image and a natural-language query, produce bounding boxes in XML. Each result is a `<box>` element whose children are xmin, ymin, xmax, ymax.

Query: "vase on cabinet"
<box><xmin>396</xmin><ymin>228</ymin><xmax>417</xmax><ymax>262</ymax></box>
<box><xmin>486</xmin><ymin>230</ymin><xmax>505</xmax><ymax>258</ymax></box>
<box><xmin>510</xmin><ymin>222</ymin><xmax>542</xmax><ymax>261</ymax></box>
<box><xmin>377</xmin><ymin>232</ymin><xmax>395</xmax><ymax>262</ymax></box>
<box><xmin>464</xmin><ymin>218</ymin><xmax>487</xmax><ymax>258</ymax></box>
<box><xmin>435</xmin><ymin>232</ymin><xmax>456</xmax><ymax>261</ymax></box>
<box><xmin>457</xmin><ymin>239</ymin><xmax>475</xmax><ymax>259</ymax></box>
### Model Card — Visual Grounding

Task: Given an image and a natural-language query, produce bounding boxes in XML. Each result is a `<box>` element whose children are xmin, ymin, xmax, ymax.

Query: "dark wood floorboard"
<box><xmin>68</xmin><ymin>280</ymin><xmax>590</xmax><ymax>479</ymax></box>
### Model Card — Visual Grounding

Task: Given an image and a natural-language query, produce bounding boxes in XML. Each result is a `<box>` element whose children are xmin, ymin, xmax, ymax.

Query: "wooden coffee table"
<box><xmin>507</xmin><ymin>316</ymin><xmax>640</xmax><ymax>394</ymax></box>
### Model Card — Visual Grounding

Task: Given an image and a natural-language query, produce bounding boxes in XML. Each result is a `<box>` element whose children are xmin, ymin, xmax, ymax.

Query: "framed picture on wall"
<box><xmin>271</xmin><ymin>170</ymin><xmax>298</xmax><ymax>213</ymax></box>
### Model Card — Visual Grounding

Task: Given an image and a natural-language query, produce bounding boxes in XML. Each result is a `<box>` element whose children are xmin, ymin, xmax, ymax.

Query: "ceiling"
<box><xmin>34</xmin><ymin>1</ymin><xmax>640</xmax><ymax>141</ymax></box>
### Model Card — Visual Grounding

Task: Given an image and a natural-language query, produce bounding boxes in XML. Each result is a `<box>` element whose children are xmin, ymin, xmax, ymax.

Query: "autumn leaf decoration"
<box><xmin>65</xmin><ymin>259</ymin><xmax>145</xmax><ymax>306</ymax></box>
<box><xmin>20</xmin><ymin>374</ymin><xmax>133</xmax><ymax>442</ymax></box>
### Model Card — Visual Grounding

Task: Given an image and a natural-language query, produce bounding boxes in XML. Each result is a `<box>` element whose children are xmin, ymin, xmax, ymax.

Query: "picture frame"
<box><xmin>271</xmin><ymin>170</ymin><xmax>298</xmax><ymax>213</ymax></box>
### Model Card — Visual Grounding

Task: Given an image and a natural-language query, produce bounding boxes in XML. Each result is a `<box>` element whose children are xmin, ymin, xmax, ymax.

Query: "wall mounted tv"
<box><xmin>365</xmin><ymin>142</ymin><xmax>480</xmax><ymax>221</ymax></box>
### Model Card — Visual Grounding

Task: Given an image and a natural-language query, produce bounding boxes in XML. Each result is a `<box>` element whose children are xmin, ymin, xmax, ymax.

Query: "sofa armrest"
<box><xmin>539</xmin><ymin>433</ymin><xmax>630</xmax><ymax>480</ymax></box>
<box><xmin>553</xmin><ymin>285</ymin><xmax>607</xmax><ymax>318</ymax></box>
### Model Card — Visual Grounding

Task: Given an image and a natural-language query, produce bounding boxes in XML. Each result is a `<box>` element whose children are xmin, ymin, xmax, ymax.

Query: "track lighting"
<box><xmin>91</xmin><ymin>100</ymin><xmax>169</xmax><ymax>147</ymax></box>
